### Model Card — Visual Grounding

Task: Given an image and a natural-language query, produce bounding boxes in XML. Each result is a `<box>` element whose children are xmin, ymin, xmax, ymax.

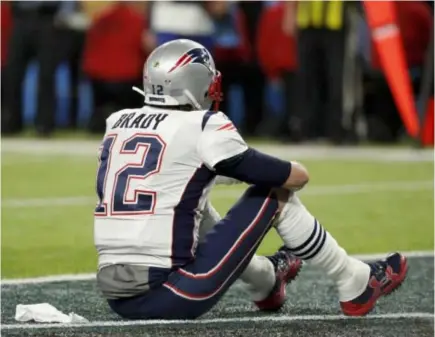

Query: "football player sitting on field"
<box><xmin>93</xmin><ymin>39</ymin><xmax>408</xmax><ymax>320</ymax></box>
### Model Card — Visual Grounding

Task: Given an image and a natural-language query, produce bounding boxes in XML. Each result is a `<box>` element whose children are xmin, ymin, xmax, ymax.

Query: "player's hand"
<box><xmin>282</xmin><ymin>161</ymin><xmax>309</xmax><ymax>191</ymax></box>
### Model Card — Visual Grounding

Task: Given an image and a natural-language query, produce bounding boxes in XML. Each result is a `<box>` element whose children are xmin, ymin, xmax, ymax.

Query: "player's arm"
<box><xmin>198</xmin><ymin>112</ymin><xmax>309</xmax><ymax>191</ymax></box>
<box><xmin>214</xmin><ymin>149</ymin><xmax>309</xmax><ymax>191</ymax></box>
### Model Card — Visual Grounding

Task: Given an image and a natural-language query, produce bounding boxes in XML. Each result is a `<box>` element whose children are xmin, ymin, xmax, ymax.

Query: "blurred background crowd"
<box><xmin>0</xmin><ymin>0</ymin><xmax>433</xmax><ymax>144</ymax></box>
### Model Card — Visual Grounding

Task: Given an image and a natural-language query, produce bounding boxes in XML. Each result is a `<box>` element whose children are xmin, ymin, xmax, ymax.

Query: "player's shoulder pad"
<box><xmin>201</xmin><ymin>111</ymin><xmax>234</xmax><ymax>132</ymax></box>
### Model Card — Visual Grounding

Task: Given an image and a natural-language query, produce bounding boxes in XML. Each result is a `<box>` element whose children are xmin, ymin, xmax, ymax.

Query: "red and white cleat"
<box><xmin>254</xmin><ymin>247</ymin><xmax>303</xmax><ymax>311</ymax></box>
<box><xmin>340</xmin><ymin>252</ymin><xmax>408</xmax><ymax>316</ymax></box>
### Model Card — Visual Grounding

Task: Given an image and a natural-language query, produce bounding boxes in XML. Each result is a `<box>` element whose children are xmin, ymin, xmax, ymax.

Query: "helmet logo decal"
<box><xmin>168</xmin><ymin>48</ymin><xmax>211</xmax><ymax>73</ymax></box>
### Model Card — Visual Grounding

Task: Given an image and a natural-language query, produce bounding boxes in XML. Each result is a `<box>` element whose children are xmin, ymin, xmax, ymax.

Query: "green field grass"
<box><xmin>2</xmin><ymin>150</ymin><xmax>434</xmax><ymax>278</ymax></box>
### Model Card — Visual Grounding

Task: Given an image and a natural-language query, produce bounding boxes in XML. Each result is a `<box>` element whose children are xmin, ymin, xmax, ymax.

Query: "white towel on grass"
<box><xmin>15</xmin><ymin>303</ymin><xmax>88</xmax><ymax>323</ymax></box>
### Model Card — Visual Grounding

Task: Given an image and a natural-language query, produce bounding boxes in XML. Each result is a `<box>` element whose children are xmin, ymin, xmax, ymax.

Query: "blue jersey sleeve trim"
<box><xmin>201</xmin><ymin>110</ymin><xmax>215</xmax><ymax>131</ymax></box>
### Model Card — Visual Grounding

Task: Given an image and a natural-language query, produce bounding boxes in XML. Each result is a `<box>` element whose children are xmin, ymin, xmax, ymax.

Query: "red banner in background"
<box><xmin>364</xmin><ymin>1</ymin><xmax>420</xmax><ymax>138</ymax></box>
<box><xmin>421</xmin><ymin>97</ymin><xmax>434</xmax><ymax>146</ymax></box>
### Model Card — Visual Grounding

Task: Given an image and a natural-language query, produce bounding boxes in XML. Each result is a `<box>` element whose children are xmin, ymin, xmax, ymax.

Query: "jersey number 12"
<box><xmin>95</xmin><ymin>134</ymin><xmax>166</xmax><ymax>216</ymax></box>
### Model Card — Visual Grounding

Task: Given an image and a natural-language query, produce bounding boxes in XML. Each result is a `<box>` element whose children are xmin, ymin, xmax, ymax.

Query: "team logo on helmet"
<box><xmin>168</xmin><ymin>48</ymin><xmax>211</xmax><ymax>73</ymax></box>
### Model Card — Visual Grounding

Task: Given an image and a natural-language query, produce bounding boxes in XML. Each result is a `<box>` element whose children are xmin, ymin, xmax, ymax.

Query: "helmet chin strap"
<box><xmin>132</xmin><ymin>86</ymin><xmax>146</xmax><ymax>100</ymax></box>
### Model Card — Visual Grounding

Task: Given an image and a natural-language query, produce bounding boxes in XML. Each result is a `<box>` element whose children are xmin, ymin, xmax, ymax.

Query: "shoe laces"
<box><xmin>370</xmin><ymin>260</ymin><xmax>389</xmax><ymax>281</ymax></box>
<box><xmin>268</xmin><ymin>252</ymin><xmax>289</xmax><ymax>273</ymax></box>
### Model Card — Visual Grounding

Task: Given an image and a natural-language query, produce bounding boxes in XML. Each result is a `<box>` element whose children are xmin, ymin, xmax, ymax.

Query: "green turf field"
<box><xmin>2</xmin><ymin>140</ymin><xmax>433</xmax><ymax>278</ymax></box>
<box><xmin>1</xmin><ymin>140</ymin><xmax>434</xmax><ymax>337</ymax></box>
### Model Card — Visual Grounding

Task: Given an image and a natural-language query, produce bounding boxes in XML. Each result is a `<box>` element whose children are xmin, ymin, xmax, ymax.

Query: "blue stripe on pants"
<box><xmin>107</xmin><ymin>186</ymin><xmax>279</xmax><ymax>319</ymax></box>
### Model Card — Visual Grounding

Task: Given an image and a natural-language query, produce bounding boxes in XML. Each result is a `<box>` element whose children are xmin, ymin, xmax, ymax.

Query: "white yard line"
<box><xmin>1</xmin><ymin>312</ymin><xmax>433</xmax><ymax>330</ymax></box>
<box><xmin>2</xmin><ymin>139</ymin><xmax>433</xmax><ymax>162</ymax></box>
<box><xmin>350</xmin><ymin>250</ymin><xmax>434</xmax><ymax>260</ymax></box>
<box><xmin>2</xmin><ymin>250</ymin><xmax>433</xmax><ymax>285</ymax></box>
<box><xmin>2</xmin><ymin>180</ymin><xmax>433</xmax><ymax>208</ymax></box>
<box><xmin>2</xmin><ymin>196</ymin><xmax>96</xmax><ymax>208</ymax></box>
<box><xmin>1</xmin><ymin>273</ymin><xmax>97</xmax><ymax>285</ymax></box>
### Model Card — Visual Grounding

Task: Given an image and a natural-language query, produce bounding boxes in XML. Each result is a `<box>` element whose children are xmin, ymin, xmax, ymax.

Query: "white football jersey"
<box><xmin>94</xmin><ymin>106</ymin><xmax>248</xmax><ymax>270</ymax></box>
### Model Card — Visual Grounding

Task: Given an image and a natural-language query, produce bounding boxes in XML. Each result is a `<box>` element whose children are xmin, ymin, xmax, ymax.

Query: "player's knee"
<box><xmin>272</xmin><ymin>188</ymin><xmax>292</xmax><ymax>212</ymax></box>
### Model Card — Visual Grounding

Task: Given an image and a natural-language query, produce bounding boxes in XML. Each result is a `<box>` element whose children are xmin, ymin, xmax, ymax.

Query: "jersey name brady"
<box><xmin>111</xmin><ymin>112</ymin><xmax>168</xmax><ymax>130</ymax></box>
